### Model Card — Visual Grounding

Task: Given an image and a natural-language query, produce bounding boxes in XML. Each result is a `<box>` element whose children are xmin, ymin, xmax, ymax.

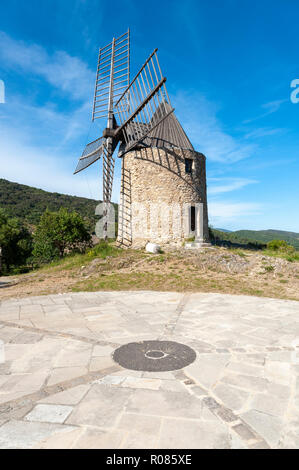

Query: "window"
<box><xmin>190</xmin><ymin>206</ymin><xmax>196</xmax><ymax>232</ymax></box>
<box><xmin>185</xmin><ymin>158</ymin><xmax>193</xmax><ymax>174</ymax></box>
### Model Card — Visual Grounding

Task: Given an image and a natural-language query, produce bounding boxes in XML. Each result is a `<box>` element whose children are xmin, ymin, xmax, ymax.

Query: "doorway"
<box><xmin>190</xmin><ymin>206</ymin><xmax>196</xmax><ymax>232</ymax></box>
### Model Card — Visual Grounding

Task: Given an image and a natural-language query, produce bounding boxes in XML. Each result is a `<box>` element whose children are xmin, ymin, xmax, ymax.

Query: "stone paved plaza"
<box><xmin>0</xmin><ymin>291</ymin><xmax>298</xmax><ymax>449</ymax></box>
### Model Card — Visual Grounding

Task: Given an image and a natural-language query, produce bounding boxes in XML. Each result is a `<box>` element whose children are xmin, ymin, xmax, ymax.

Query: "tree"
<box><xmin>0</xmin><ymin>209</ymin><xmax>33</xmax><ymax>274</ymax></box>
<box><xmin>32</xmin><ymin>208</ymin><xmax>92</xmax><ymax>263</ymax></box>
<box><xmin>267</xmin><ymin>239</ymin><xmax>294</xmax><ymax>253</ymax></box>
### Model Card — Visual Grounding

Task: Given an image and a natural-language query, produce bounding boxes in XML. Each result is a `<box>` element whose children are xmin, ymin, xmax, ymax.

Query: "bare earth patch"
<box><xmin>1</xmin><ymin>246</ymin><xmax>299</xmax><ymax>301</ymax></box>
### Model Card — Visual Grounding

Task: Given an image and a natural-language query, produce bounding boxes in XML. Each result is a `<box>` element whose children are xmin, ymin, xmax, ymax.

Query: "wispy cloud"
<box><xmin>0</xmin><ymin>31</ymin><xmax>97</xmax><ymax>157</ymax></box>
<box><xmin>243</xmin><ymin>99</ymin><xmax>287</xmax><ymax>124</ymax></box>
<box><xmin>0</xmin><ymin>31</ymin><xmax>94</xmax><ymax>100</ymax></box>
<box><xmin>244</xmin><ymin>127</ymin><xmax>286</xmax><ymax>139</ymax></box>
<box><xmin>173</xmin><ymin>91</ymin><xmax>257</xmax><ymax>163</ymax></box>
<box><xmin>0</xmin><ymin>126</ymin><xmax>121</xmax><ymax>202</ymax></box>
<box><xmin>208</xmin><ymin>177</ymin><xmax>258</xmax><ymax>195</ymax></box>
<box><xmin>207</xmin><ymin>178</ymin><xmax>261</xmax><ymax>227</ymax></box>
<box><xmin>0</xmin><ymin>91</ymin><xmax>94</xmax><ymax>152</ymax></box>
<box><xmin>0</xmin><ymin>32</ymin><xmax>115</xmax><ymax>201</ymax></box>
<box><xmin>209</xmin><ymin>201</ymin><xmax>263</xmax><ymax>226</ymax></box>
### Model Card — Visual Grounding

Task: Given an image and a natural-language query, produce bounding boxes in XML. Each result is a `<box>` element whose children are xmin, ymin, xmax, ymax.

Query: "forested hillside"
<box><xmin>0</xmin><ymin>178</ymin><xmax>117</xmax><ymax>230</ymax></box>
<box><xmin>233</xmin><ymin>229</ymin><xmax>299</xmax><ymax>249</ymax></box>
<box><xmin>211</xmin><ymin>228</ymin><xmax>299</xmax><ymax>249</ymax></box>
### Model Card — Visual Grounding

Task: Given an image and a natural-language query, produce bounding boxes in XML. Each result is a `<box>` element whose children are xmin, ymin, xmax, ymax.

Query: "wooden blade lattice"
<box><xmin>92</xmin><ymin>30</ymin><xmax>130</xmax><ymax>121</ymax></box>
<box><xmin>114</xmin><ymin>49</ymin><xmax>174</xmax><ymax>156</ymax></box>
<box><xmin>102</xmin><ymin>139</ymin><xmax>116</xmax><ymax>203</ymax></box>
<box><xmin>74</xmin><ymin>137</ymin><xmax>104</xmax><ymax>174</ymax></box>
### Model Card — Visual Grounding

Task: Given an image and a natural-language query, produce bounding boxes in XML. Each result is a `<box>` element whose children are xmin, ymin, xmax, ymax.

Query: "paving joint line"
<box><xmin>0</xmin><ymin>364</ymin><xmax>122</xmax><ymax>421</ymax></box>
<box><xmin>160</xmin><ymin>294</ymin><xmax>190</xmax><ymax>338</ymax></box>
<box><xmin>181</xmin><ymin>373</ymin><xmax>271</xmax><ymax>449</ymax></box>
<box><xmin>0</xmin><ymin>319</ymin><xmax>121</xmax><ymax>348</ymax></box>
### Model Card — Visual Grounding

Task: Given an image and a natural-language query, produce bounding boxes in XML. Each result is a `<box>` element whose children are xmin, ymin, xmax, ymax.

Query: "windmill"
<box><xmin>74</xmin><ymin>29</ymin><xmax>175</xmax><ymax>240</ymax></box>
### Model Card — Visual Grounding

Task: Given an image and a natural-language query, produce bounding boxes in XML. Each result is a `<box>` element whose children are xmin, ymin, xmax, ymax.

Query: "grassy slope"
<box><xmin>4</xmin><ymin>242</ymin><xmax>298</xmax><ymax>302</ymax></box>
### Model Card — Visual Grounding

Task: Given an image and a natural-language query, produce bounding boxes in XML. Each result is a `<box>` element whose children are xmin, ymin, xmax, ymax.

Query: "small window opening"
<box><xmin>190</xmin><ymin>206</ymin><xmax>196</xmax><ymax>232</ymax></box>
<box><xmin>185</xmin><ymin>158</ymin><xmax>193</xmax><ymax>174</ymax></box>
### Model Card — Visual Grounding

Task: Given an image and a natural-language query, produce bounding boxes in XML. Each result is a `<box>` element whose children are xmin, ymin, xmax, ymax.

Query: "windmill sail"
<box><xmin>92</xmin><ymin>30</ymin><xmax>130</xmax><ymax>121</ymax></box>
<box><xmin>114</xmin><ymin>49</ymin><xmax>174</xmax><ymax>156</ymax></box>
<box><xmin>74</xmin><ymin>137</ymin><xmax>104</xmax><ymax>174</ymax></box>
<box><xmin>119</xmin><ymin>102</ymin><xmax>193</xmax><ymax>153</ymax></box>
<box><xmin>74</xmin><ymin>132</ymin><xmax>120</xmax><ymax>174</ymax></box>
<box><xmin>74</xmin><ymin>32</ymin><xmax>176</xmax><ymax>243</ymax></box>
<box><xmin>102</xmin><ymin>140</ymin><xmax>115</xmax><ymax>203</ymax></box>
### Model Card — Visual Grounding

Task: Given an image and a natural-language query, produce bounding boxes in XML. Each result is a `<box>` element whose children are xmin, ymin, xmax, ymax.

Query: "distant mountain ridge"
<box><xmin>215</xmin><ymin>228</ymin><xmax>232</xmax><ymax>233</ymax></box>
<box><xmin>213</xmin><ymin>228</ymin><xmax>299</xmax><ymax>249</ymax></box>
<box><xmin>233</xmin><ymin>229</ymin><xmax>299</xmax><ymax>249</ymax></box>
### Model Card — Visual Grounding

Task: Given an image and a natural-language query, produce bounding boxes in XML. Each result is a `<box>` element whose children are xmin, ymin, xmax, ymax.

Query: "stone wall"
<box><xmin>117</xmin><ymin>146</ymin><xmax>209</xmax><ymax>248</ymax></box>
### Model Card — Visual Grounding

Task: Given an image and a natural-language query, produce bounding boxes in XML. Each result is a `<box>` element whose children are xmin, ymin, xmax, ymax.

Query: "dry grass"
<box><xmin>1</xmin><ymin>243</ymin><xmax>299</xmax><ymax>301</ymax></box>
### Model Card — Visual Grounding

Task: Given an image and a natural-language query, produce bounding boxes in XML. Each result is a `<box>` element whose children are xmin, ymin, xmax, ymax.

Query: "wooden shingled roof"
<box><xmin>118</xmin><ymin>102</ymin><xmax>194</xmax><ymax>155</ymax></box>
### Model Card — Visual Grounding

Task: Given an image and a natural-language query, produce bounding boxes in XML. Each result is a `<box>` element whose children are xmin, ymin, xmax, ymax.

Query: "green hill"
<box><xmin>0</xmin><ymin>178</ymin><xmax>117</xmax><ymax>231</ymax></box>
<box><xmin>211</xmin><ymin>228</ymin><xmax>299</xmax><ymax>249</ymax></box>
<box><xmin>233</xmin><ymin>229</ymin><xmax>299</xmax><ymax>249</ymax></box>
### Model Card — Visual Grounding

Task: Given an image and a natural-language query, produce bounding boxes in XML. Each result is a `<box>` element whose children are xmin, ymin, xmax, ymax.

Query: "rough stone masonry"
<box><xmin>117</xmin><ymin>146</ymin><xmax>209</xmax><ymax>248</ymax></box>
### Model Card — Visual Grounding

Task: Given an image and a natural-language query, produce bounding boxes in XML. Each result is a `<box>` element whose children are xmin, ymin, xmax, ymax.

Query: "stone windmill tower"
<box><xmin>74</xmin><ymin>30</ymin><xmax>209</xmax><ymax>248</ymax></box>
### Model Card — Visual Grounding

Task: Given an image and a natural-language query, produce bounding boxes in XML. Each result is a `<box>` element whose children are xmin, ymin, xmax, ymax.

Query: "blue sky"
<box><xmin>0</xmin><ymin>0</ymin><xmax>298</xmax><ymax>231</ymax></box>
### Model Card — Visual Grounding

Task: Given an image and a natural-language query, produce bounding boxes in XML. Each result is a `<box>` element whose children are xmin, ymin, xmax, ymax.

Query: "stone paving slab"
<box><xmin>25</xmin><ymin>404</ymin><xmax>73</xmax><ymax>424</ymax></box>
<box><xmin>0</xmin><ymin>291</ymin><xmax>298</xmax><ymax>449</ymax></box>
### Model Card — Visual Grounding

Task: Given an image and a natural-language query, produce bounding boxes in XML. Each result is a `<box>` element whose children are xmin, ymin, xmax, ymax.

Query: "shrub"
<box><xmin>87</xmin><ymin>240</ymin><xmax>119</xmax><ymax>259</ymax></box>
<box><xmin>32</xmin><ymin>208</ymin><xmax>91</xmax><ymax>264</ymax></box>
<box><xmin>266</xmin><ymin>240</ymin><xmax>295</xmax><ymax>253</ymax></box>
<box><xmin>0</xmin><ymin>209</ymin><xmax>33</xmax><ymax>274</ymax></box>
<box><xmin>264</xmin><ymin>265</ymin><xmax>274</xmax><ymax>272</ymax></box>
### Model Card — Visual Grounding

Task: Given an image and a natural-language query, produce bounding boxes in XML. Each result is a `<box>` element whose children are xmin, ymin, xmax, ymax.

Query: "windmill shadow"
<box><xmin>134</xmin><ymin>144</ymin><xmax>207</xmax><ymax>199</ymax></box>
<box><xmin>0</xmin><ymin>280</ymin><xmax>17</xmax><ymax>289</ymax></box>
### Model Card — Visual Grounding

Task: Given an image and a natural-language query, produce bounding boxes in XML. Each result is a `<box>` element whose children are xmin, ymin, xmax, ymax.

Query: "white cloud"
<box><xmin>262</xmin><ymin>100</ymin><xmax>286</xmax><ymax>113</ymax></box>
<box><xmin>244</xmin><ymin>127</ymin><xmax>285</xmax><ymax>139</ymax></box>
<box><xmin>208</xmin><ymin>201</ymin><xmax>263</xmax><ymax>226</ymax></box>
<box><xmin>243</xmin><ymin>99</ymin><xmax>287</xmax><ymax>124</ymax></box>
<box><xmin>0</xmin><ymin>130</ymin><xmax>121</xmax><ymax>203</ymax></box>
<box><xmin>0</xmin><ymin>31</ymin><xmax>94</xmax><ymax>100</ymax></box>
<box><xmin>0</xmin><ymin>32</ymin><xmax>124</xmax><ymax>205</ymax></box>
<box><xmin>208</xmin><ymin>177</ymin><xmax>258</xmax><ymax>195</ymax></box>
<box><xmin>173</xmin><ymin>91</ymin><xmax>257</xmax><ymax>163</ymax></box>
<box><xmin>207</xmin><ymin>178</ymin><xmax>262</xmax><ymax>227</ymax></box>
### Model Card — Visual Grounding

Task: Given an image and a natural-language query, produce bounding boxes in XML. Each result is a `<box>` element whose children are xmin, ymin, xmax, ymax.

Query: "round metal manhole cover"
<box><xmin>112</xmin><ymin>340</ymin><xmax>196</xmax><ymax>372</ymax></box>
